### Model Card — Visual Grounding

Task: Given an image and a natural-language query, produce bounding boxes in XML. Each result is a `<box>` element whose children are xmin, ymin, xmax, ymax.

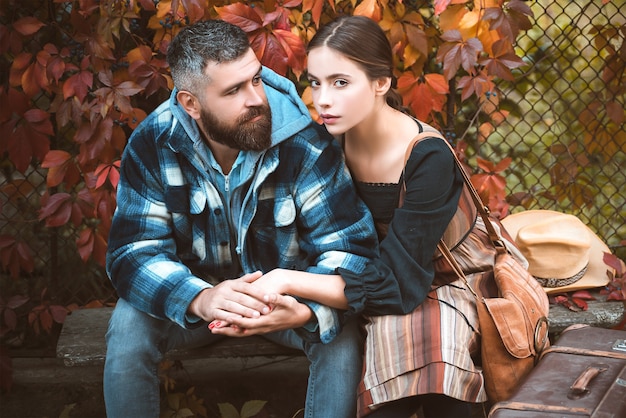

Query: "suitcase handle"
<box><xmin>568</xmin><ymin>364</ymin><xmax>608</xmax><ymax>399</ymax></box>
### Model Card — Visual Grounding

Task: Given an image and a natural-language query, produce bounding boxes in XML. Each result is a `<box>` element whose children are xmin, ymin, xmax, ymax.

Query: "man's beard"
<box><xmin>200</xmin><ymin>104</ymin><xmax>272</xmax><ymax>151</ymax></box>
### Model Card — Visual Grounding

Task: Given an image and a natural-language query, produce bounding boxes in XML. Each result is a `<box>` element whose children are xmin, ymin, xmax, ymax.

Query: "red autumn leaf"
<box><xmin>607</xmin><ymin>290</ymin><xmax>625</xmax><ymax>302</ymax></box>
<box><xmin>457</xmin><ymin>72</ymin><xmax>496</xmax><ymax>101</ymax></box>
<box><xmin>479</xmin><ymin>39</ymin><xmax>526</xmax><ymax>81</ymax></box>
<box><xmin>472</xmin><ymin>157</ymin><xmax>511</xmax><ymax>202</ymax></box>
<box><xmin>77</xmin><ymin>227</ymin><xmax>95</xmax><ymax>263</ymax></box>
<box><xmin>217</xmin><ymin>4</ymin><xmax>305</xmax><ymax>76</ymax></box>
<box><xmin>94</xmin><ymin>161</ymin><xmax>121</xmax><ymax>189</ymax></box>
<box><xmin>24</xmin><ymin>109</ymin><xmax>54</xmax><ymax>136</ymax></box>
<box><xmin>271</xmin><ymin>28</ymin><xmax>306</xmax><ymax>75</ymax></box>
<box><xmin>75</xmin><ymin>116</ymin><xmax>115</xmax><ymax>164</ymax></box>
<box><xmin>92</xmin><ymin>189</ymin><xmax>116</xmax><ymax>231</ymax></box>
<box><xmin>46</xmin><ymin>51</ymin><xmax>69</xmax><ymax>84</ymax></box>
<box><xmin>137</xmin><ymin>0</ymin><xmax>156</xmax><ymax>10</ymax></box>
<box><xmin>3</xmin><ymin>295</ymin><xmax>29</xmax><ymax>310</ymax></box>
<box><xmin>127</xmin><ymin>46</ymin><xmax>171</xmax><ymax>97</ymax></box>
<box><xmin>63</xmin><ymin>56</ymin><xmax>93</xmax><ymax>102</ymax></box>
<box><xmin>39</xmin><ymin>309</ymin><xmax>53</xmax><ymax>333</ymax></box>
<box><xmin>76</xmin><ymin>188</ymin><xmax>96</xmax><ymax>219</ymax></box>
<box><xmin>571</xmin><ymin>298</ymin><xmax>588</xmax><ymax>311</ymax></box>
<box><xmin>49</xmin><ymin>304</ymin><xmax>69</xmax><ymax>324</ymax></box>
<box><xmin>38</xmin><ymin>192</ymin><xmax>73</xmax><ymax>227</ymax></box>
<box><xmin>94</xmin><ymin>71</ymin><xmax>143</xmax><ymax>116</ymax></box>
<box><xmin>180</xmin><ymin>0</ymin><xmax>206</xmax><ymax>23</ymax></box>
<box><xmin>8</xmin><ymin>52</ymin><xmax>32</xmax><ymax>87</ymax></box>
<box><xmin>215</xmin><ymin>3</ymin><xmax>263</xmax><ymax>32</ymax></box>
<box><xmin>570</xmin><ymin>290</ymin><xmax>595</xmax><ymax>300</ymax></box>
<box><xmin>3</xmin><ymin>108</ymin><xmax>52</xmax><ymax>173</ymax></box>
<box><xmin>405</xmin><ymin>24</ymin><xmax>429</xmax><ymax>59</ymax></box>
<box><xmin>0</xmin><ymin>23</ymin><xmax>23</xmax><ymax>55</ymax></box>
<box><xmin>41</xmin><ymin>150</ymin><xmax>80</xmax><ymax>188</ymax></box>
<box><xmin>438</xmin><ymin>30</ymin><xmax>482</xmax><ymax>80</ymax></box>
<box><xmin>76</xmin><ymin>33</ymin><xmax>115</xmax><ymax>60</ymax></box>
<box><xmin>550</xmin><ymin>294</ymin><xmax>567</xmax><ymax>304</ymax></box>
<box><xmin>603</xmin><ymin>252</ymin><xmax>624</xmax><ymax>275</ymax></box>
<box><xmin>77</xmin><ymin>226</ymin><xmax>108</xmax><ymax>265</ymax></box>
<box><xmin>0</xmin><ymin>236</ymin><xmax>34</xmax><ymax>279</ymax></box>
<box><xmin>433</xmin><ymin>0</ymin><xmax>451</xmax><ymax>15</ymax></box>
<box><xmin>12</xmin><ymin>16</ymin><xmax>46</xmax><ymax>36</ymax></box>
<box><xmin>482</xmin><ymin>0</ymin><xmax>533</xmax><ymax>42</ymax></box>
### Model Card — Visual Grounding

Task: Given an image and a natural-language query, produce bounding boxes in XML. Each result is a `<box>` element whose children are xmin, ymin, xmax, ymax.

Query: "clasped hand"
<box><xmin>189</xmin><ymin>270</ymin><xmax>312</xmax><ymax>337</ymax></box>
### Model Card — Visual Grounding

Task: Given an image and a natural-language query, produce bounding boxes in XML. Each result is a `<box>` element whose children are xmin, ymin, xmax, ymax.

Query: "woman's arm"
<box><xmin>252</xmin><ymin>268</ymin><xmax>350</xmax><ymax>310</ymax></box>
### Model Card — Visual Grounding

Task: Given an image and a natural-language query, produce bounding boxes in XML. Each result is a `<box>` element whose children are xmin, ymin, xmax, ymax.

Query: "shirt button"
<box><xmin>214</xmin><ymin>208</ymin><xmax>222</xmax><ymax>215</ymax></box>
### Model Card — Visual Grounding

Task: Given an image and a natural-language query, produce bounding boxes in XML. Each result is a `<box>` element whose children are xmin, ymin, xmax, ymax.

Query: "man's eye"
<box><xmin>252</xmin><ymin>75</ymin><xmax>262</xmax><ymax>85</ymax></box>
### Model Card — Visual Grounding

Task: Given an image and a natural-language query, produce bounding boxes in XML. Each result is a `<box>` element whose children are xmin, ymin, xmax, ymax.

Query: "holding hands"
<box><xmin>189</xmin><ymin>269</ymin><xmax>313</xmax><ymax>336</ymax></box>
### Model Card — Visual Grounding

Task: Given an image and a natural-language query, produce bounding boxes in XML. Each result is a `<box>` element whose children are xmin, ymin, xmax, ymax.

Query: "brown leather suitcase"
<box><xmin>488</xmin><ymin>324</ymin><xmax>626</xmax><ymax>417</ymax></box>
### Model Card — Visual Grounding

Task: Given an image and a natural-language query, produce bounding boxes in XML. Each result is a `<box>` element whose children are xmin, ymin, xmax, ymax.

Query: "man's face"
<box><xmin>196</xmin><ymin>49</ymin><xmax>272</xmax><ymax>151</ymax></box>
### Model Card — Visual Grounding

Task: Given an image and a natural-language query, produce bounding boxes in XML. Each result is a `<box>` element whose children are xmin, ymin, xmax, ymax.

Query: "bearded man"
<box><xmin>103</xmin><ymin>19</ymin><xmax>377</xmax><ymax>418</ymax></box>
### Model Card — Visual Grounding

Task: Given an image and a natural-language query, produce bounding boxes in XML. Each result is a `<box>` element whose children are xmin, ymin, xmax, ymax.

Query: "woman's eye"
<box><xmin>334</xmin><ymin>79</ymin><xmax>348</xmax><ymax>87</ymax></box>
<box><xmin>309</xmin><ymin>79</ymin><xmax>320</xmax><ymax>88</ymax></box>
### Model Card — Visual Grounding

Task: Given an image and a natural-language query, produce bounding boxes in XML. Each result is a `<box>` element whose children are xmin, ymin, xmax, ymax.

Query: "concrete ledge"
<box><xmin>56</xmin><ymin>307</ymin><xmax>302</xmax><ymax>367</ymax></box>
<box><xmin>57</xmin><ymin>294</ymin><xmax>624</xmax><ymax>367</ymax></box>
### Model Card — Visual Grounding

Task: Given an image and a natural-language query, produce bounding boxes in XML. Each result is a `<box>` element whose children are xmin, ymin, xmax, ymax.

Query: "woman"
<box><xmin>304</xmin><ymin>15</ymin><xmax>492</xmax><ymax>417</ymax></box>
<box><xmin>212</xmin><ymin>15</ymin><xmax>503</xmax><ymax>417</ymax></box>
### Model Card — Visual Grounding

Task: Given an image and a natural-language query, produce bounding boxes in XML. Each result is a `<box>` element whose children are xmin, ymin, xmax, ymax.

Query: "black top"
<box><xmin>338</xmin><ymin>136</ymin><xmax>464</xmax><ymax>317</ymax></box>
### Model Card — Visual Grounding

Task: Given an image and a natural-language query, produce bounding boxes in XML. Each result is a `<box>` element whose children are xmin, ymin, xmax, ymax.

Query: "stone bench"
<box><xmin>56</xmin><ymin>292</ymin><xmax>624</xmax><ymax>367</ymax></box>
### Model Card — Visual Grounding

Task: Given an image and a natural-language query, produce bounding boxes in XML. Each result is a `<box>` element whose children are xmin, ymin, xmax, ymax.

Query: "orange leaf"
<box><xmin>354</xmin><ymin>0</ymin><xmax>381</xmax><ymax>21</ymax></box>
<box><xmin>39</xmin><ymin>310</ymin><xmax>53</xmax><ymax>333</ymax></box>
<box><xmin>12</xmin><ymin>16</ymin><xmax>46</xmax><ymax>36</ymax></box>
<box><xmin>302</xmin><ymin>0</ymin><xmax>327</xmax><ymax>28</ymax></box>
<box><xmin>63</xmin><ymin>70</ymin><xmax>93</xmax><ymax>102</ymax></box>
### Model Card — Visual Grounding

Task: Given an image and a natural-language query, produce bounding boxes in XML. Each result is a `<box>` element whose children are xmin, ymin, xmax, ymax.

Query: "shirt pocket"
<box><xmin>251</xmin><ymin>195</ymin><xmax>300</xmax><ymax>269</ymax></box>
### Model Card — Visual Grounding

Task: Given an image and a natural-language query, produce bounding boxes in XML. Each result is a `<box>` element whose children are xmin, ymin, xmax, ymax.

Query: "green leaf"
<box><xmin>241</xmin><ymin>400</ymin><xmax>267</xmax><ymax>418</ymax></box>
<box><xmin>218</xmin><ymin>402</ymin><xmax>240</xmax><ymax>418</ymax></box>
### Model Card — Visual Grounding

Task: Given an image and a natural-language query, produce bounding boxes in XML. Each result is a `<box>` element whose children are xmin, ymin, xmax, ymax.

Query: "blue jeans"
<box><xmin>103</xmin><ymin>298</ymin><xmax>363</xmax><ymax>418</ymax></box>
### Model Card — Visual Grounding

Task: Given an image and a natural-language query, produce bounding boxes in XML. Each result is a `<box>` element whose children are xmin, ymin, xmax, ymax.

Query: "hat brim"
<box><xmin>501</xmin><ymin>210</ymin><xmax>612</xmax><ymax>294</ymax></box>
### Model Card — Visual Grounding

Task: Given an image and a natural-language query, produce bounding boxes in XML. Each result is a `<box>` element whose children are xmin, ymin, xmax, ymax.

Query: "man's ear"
<box><xmin>176</xmin><ymin>90</ymin><xmax>201</xmax><ymax>120</ymax></box>
<box><xmin>375</xmin><ymin>77</ymin><xmax>392</xmax><ymax>97</ymax></box>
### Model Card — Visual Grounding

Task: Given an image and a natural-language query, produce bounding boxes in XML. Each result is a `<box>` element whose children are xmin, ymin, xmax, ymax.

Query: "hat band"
<box><xmin>534</xmin><ymin>264</ymin><xmax>588</xmax><ymax>288</ymax></box>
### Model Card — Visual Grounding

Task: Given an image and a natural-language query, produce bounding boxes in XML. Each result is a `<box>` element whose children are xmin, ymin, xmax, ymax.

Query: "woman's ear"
<box><xmin>374</xmin><ymin>77</ymin><xmax>392</xmax><ymax>97</ymax></box>
<box><xmin>176</xmin><ymin>90</ymin><xmax>201</xmax><ymax>120</ymax></box>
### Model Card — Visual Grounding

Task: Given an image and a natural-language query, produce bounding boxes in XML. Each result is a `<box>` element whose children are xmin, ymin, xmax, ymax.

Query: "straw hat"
<box><xmin>501</xmin><ymin>210</ymin><xmax>613</xmax><ymax>294</ymax></box>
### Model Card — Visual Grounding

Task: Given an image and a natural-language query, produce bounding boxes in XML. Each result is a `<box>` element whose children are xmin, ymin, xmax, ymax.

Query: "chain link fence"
<box><xmin>1</xmin><ymin>0</ymin><xmax>624</xmax><ymax>311</ymax></box>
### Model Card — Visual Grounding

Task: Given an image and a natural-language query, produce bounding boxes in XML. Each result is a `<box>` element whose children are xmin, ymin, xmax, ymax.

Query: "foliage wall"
<box><xmin>0</xmin><ymin>0</ymin><xmax>624</xmax><ymax>357</ymax></box>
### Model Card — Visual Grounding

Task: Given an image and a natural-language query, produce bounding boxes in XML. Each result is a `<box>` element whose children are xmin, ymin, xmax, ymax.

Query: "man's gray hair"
<box><xmin>166</xmin><ymin>20</ymin><xmax>251</xmax><ymax>94</ymax></box>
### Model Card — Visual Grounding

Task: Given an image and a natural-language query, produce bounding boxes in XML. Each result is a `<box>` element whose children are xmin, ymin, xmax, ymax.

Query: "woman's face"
<box><xmin>307</xmin><ymin>46</ymin><xmax>381</xmax><ymax>136</ymax></box>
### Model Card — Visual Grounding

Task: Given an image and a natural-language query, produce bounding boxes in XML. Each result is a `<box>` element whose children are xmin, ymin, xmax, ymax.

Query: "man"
<box><xmin>104</xmin><ymin>19</ymin><xmax>377</xmax><ymax>418</ymax></box>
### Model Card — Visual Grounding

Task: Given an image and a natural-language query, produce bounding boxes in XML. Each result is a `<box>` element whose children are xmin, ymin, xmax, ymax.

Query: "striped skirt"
<box><xmin>357</xmin><ymin>217</ymin><xmax>519</xmax><ymax>416</ymax></box>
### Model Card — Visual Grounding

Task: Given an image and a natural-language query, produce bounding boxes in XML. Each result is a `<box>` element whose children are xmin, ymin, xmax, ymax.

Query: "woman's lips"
<box><xmin>320</xmin><ymin>114</ymin><xmax>339</xmax><ymax>124</ymax></box>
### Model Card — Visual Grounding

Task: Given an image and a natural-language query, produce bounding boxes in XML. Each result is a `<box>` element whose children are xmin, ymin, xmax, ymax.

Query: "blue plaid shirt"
<box><xmin>106</xmin><ymin>67</ymin><xmax>378</xmax><ymax>343</ymax></box>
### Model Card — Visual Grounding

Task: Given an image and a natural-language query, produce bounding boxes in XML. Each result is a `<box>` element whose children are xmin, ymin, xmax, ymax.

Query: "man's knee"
<box><xmin>106</xmin><ymin>299</ymin><xmax>164</xmax><ymax>361</ymax></box>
